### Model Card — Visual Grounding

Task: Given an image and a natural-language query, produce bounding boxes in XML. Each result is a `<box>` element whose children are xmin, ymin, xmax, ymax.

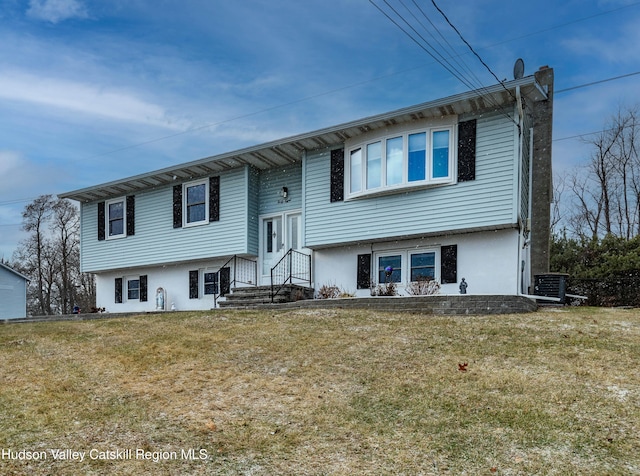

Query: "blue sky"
<box><xmin>1</xmin><ymin>0</ymin><xmax>640</xmax><ymax>259</ymax></box>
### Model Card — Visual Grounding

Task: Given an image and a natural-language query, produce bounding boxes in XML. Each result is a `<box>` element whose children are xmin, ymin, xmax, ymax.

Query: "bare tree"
<box><xmin>567</xmin><ymin>168</ymin><xmax>602</xmax><ymax>239</ymax></box>
<box><xmin>51</xmin><ymin>199</ymin><xmax>80</xmax><ymax>314</ymax></box>
<box><xmin>19</xmin><ymin>195</ymin><xmax>55</xmax><ymax>315</ymax></box>
<box><xmin>562</xmin><ymin>105</ymin><xmax>640</xmax><ymax>240</ymax></box>
<box><xmin>12</xmin><ymin>195</ymin><xmax>94</xmax><ymax>315</ymax></box>
<box><xmin>551</xmin><ymin>174</ymin><xmax>566</xmax><ymax>236</ymax></box>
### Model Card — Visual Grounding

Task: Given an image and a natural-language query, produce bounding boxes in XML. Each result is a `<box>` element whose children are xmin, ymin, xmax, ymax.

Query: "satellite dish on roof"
<box><xmin>513</xmin><ymin>58</ymin><xmax>525</xmax><ymax>80</ymax></box>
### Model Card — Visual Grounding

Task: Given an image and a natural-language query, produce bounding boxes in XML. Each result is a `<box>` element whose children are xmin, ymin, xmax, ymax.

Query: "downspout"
<box><xmin>526</xmin><ymin>126</ymin><xmax>534</xmax><ymax>293</ymax></box>
<box><xmin>302</xmin><ymin>149</ymin><xmax>313</xmax><ymax>291</ymax></box>
<box><xmin>515</xmin><ymin>86</ymin><xmax>526</xmax><ymax>295</ymax></box>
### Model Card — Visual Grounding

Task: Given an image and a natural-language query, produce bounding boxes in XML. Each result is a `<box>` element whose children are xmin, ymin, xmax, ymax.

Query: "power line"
<box><xmin>395</xmin><ymin>0</ymin><xmax>472</xmax><ymax>81</ymax></box>
<box><xmin>484</xmin><ymin>1</ymin><xmax>640</xmax><ymax>50</ymax></box>
<box><xmin>551</xmin><ymin>72</ymin><xmax>640</xmax><ymax>141</ymax></box>
<box><xmin>556</xmin><ymin>71</ymin><xmax>640</xmax><ymax>94</ymax></box>
<box><xmin>12</xmin><ymin>66</ymin><xmax>633</xmax><ymax>169</ymax></box>
<box><xmin>76</xmin><ymin>2</ymin><xmax>640</xmax><ymax>162</ymax></box>
<box><xmin>429</xmin><ymin>0</ymin><xmax>516</xmax><ymax>102</ymax></box>
<box><xmin>369</xmin><ymin>0</ymin><xmax>477</xmax><ymax>91</ymax></box>
<box><xmin>369</xmin><ymin>0</ymin><xmax>520</xmax><ymax>127</ymax></box>
<box><xmin>554</xmin><ymin>131</ymin><xmax>603</xmax><ymax>142</ymax></box>
<box><xmin>0</xmin><ymin>198</ymin><xmax>36</xmax><ymax>206</ymax></box>
<box><xmin>408</xmin><ymin>0</ymin><xmax>482</xmax><ymax>88</ymax></box>
<box><xmin>553</xmin><ymin>125</ymin><xmax>633</xmax><ymax>143</ymax></box>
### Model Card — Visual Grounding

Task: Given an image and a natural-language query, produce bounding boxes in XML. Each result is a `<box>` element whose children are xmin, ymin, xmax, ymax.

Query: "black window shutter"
<box><xmin>173</xmin><ymin>185</ymin><xmax>182</xmax><ymax>228</ymax></box>
<box><xmin>441</xmin><ymin>245</ymin><xmax>458</xmax><ymax>284</ymax></box>
<box><xmin>457</xmin><ymin>119</ymin><xmax>477</xmax><ymax>182</ymax></box>
<box><xmin>330</xmin><ymin>149</ymin><xmax>345</xmax><ymax>202</ymax></box>
<box><xmin>357</xmin><ymin>254</ymin><xmax>372</xmax><ymax>289</ymax></box>
<box><xmin>139</xmin><ymin>275</ymin><xmax>148</xmax><ymax>302</ymax></box>
<box><xmin>126</xmin><ymin>195</ymin><xmax>135</xmax><ymax>236</ymax></box>
<box><xmin>220</xmin><ymin>267</ymin><xmax>231</xmax><ymax>296</ymax></box>
<box><xmin>98</xmin><ymin>201</ymin><xmax>106</xmax><ymax>241</ymax></box>
<box><xmin>189</xmin><ymin>270</ymin><xmax>199</xmax><ymax>299</ymax></box>
<box><xmin>209</xmin><ymin>176</ymin><xmax>220</xmax><ymax>222</ymax></box>
<box><xmin>115</xmin><ymin>277</ymin><xmax>123</xmax><ymax>303</ymax></box>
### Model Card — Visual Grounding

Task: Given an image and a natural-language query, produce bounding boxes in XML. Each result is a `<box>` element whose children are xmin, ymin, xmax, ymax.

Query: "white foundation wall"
<box><xmin>96</xmin><ymin>259</ymin><xmax>234</xmax><ymax>313</ymax></box>
<box><xmin>312</xmin><ymin>229</ymin><xmax>521</xmax><ymax>297</ymax></box>
<box><xmin>93</xmin><ymin>229</ymin><xmax>523</xmax><ymax>312</ymax></box>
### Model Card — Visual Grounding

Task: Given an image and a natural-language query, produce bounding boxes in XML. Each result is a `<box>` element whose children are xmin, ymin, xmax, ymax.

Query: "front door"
<box><xmin>260</xmin><ymin>211</ymin><xmax>302</xmax><ymax>284</ymax></box>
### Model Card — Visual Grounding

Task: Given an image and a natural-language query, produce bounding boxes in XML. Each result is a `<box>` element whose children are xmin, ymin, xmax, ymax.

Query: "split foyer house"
<box><xmin>0</xmin><ymin>263</ymin><xmax>30</xmax><ymax>319</ymax></box>
<box><xmin>59</xmin><ymin>67</ymin><xmax>554</xmax><ymax>312</ymax></box>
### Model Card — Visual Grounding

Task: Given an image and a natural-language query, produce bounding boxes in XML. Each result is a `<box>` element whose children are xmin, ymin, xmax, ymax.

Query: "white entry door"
<box><xmin>260</xmin><ymin>212</ymin><xmax>302</xmax><ymax>283</ymax></box>
<box><xmin>262</xmin><ymin>215</ymin><xmax>283</xmax><ymax>277</ymax></box>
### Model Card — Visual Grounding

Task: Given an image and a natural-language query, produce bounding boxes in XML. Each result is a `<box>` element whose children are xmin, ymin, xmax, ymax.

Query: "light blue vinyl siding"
<box><xmin>258</xmin><ymin>163</ymin><xmax>303</xmax><ymax>216</ymax></box>
<box><xmin>247</xmin><ymin>167</ymin><xmax>260</xmax><ymax>255</ymax></box>
<box><xmin>81</xmin><ymin>168</ymin><xmax>250</xmax><ymax>273</ymax></box>
<box><xmin>304</xmin><ymin>114</ymin><xmax>517</xmax><ymax>248</ymax></box>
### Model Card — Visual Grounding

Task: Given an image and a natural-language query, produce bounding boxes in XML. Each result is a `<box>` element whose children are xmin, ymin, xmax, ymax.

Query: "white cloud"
<box><xmin>597</xmin><ymin>0</ymin><xmax>639</xmax><ymax>7</ymax></box>
<box><xmin>0</xmin><ymin>71</ymin><xmax>188</xmax><ymax>130</ymax></box>
<box><xmin>561</xmin><ymin>12</ymin><xmax>640</xmax><ymax>65</ymax></box>
<box><xmin>0</xmin><ymin>151</ymin><xmax>22</xmax><ymax>176</ymax></box>
<box><xmin>0</xmin><ymin>151</ymin><xmax>61</xmax><ymax>198</ymax></box>
<box><xmin>26</xmin><ymin>0</ymin><xmax>88</xmax><ymax>24</ymax></box>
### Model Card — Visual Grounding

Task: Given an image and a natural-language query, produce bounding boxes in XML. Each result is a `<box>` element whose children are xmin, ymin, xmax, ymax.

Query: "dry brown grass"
<box><xmin>1</xmin><ymin>306</ymin><xmax>639</xmax><ymax>475</ymax></box>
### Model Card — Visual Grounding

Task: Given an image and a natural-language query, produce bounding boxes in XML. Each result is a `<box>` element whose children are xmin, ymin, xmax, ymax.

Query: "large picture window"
<box><xmin>374</xmin><ymin>249</ymin><xmax>438</xmax><ymax>285</ymax></box>
<box><xmin>347</xmin><ymin>125</ymin><xmax>454</xmax><ymax>198</ymax></box>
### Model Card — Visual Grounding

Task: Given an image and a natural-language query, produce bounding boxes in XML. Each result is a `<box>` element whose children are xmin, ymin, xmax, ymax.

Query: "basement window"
<box><xmin>127</xmin><ymin>279</ymin><xmax>140</xmax><ymax>300</ymax></box>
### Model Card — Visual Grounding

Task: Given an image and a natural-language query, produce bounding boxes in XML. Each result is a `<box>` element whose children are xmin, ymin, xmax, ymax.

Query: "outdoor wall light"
<box><xmin>277</xmin><ymin>186</ymin><xmax>290</xmax><ymax>204</ymax></box>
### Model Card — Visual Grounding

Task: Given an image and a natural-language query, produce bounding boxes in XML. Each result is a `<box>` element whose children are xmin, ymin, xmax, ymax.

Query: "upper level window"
<box><xmin>173</xmin><ymin>176</ymin><xmax>219</xmax><ymax>229</ymax></box>
<box><xmin>98</xmin><ymin>195</ymin><xmax>134</xmax><ymax>241</ymax></box>
<box><xmin>106</xmin><ymin>197</ymin><xmax>126</xmax><ymax>239</ymax></box>
<box><xmin>183</xmin><ymin>179</ymin><xmax>209</xmax><ymax>227</ymax></box>
<box><xmin>346</xmin><ymin>126</ymin><xmax>454</xmax><ymax>199</ymax></box>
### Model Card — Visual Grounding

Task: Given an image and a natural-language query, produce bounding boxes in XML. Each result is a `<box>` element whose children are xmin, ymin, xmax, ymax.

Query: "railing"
<box><xmin>270</xmin><ymin>249</ymin><xmax>312</xmax><ymax>302</ymax></box>
<box><xmin>214</xmin><ymin>255</ymin><xmax>257</xmax><ymax>307</ymax></box>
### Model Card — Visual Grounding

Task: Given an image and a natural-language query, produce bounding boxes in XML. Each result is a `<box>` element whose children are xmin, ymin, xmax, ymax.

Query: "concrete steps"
<box><xmin>219</xmin><ymin>284</ymin><xmax>314</xmax><ymax>308</ymax></box>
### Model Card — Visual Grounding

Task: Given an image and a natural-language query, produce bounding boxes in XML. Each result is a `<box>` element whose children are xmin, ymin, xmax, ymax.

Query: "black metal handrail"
<box><xmin>214</xmin><ymin>255</ymin><xmax>257</xmax><ymax>307</ymax></box>
<box><xmin>270</xmin><ymin>248</ymin><xmax>312</xmax><ymax>302</ymax></box>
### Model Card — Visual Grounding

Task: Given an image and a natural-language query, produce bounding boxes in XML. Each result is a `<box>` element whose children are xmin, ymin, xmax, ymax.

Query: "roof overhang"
<box><xmin>59</xmin><ymin>75</ymin><xmax>546</xmax><ymax>203</ymax></box>
<box><xmin>0</xmin><ymin>263</ymin><xmax>30</xmax><ymax>282</ymax></box>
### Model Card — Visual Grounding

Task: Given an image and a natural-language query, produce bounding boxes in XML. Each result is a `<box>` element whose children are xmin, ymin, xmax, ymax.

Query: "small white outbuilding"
<box><xmin>0</xmin><ymin>263</ymin><xmax>29</xmax><ymax>320</ymax></box>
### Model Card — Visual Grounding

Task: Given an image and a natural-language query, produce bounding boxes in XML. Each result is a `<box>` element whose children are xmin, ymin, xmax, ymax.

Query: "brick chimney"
<box><xmin>530</xmin><ymin>66</ymin><xmax>554</xmax><ymax>287</ymax></box>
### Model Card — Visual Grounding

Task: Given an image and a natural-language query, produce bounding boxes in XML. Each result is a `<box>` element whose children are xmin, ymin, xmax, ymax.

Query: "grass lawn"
<box><xmin>0</xmin><ymin>306</ymin><xmax>639</xmax><ymax>475</ymax></box>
